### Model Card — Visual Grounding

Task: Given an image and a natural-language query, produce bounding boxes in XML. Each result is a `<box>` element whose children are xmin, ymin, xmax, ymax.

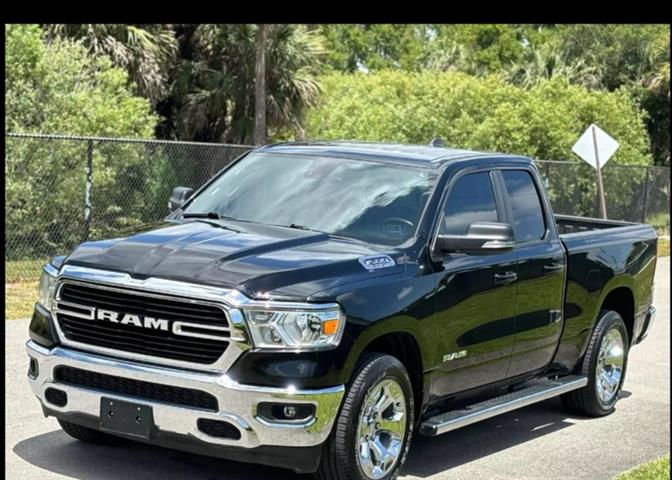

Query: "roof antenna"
<box><xmin>428</xmin><ymin>137</ymin><xmax>445</xmax><ymax>148</ymax></box>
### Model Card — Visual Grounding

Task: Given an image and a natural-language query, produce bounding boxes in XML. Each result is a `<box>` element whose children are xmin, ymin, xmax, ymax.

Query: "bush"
<box><xmin>5</xmin><ymin>25</ymin><xmax>158</xmax><ymax>260</ymax></box>
<box><xmin>307</xmin><ymin>71</ymin><xmax>650</xmax><ymax>163</ymax></box>
<box><xmin>5</xmin><ymin>25</ymin><xmax>157</xmax><ymax>137</ymax></box>
<box><xmin>306</xmin><ymin>71</ymin><xmax>653</xmax><ymax>219</ymax></box>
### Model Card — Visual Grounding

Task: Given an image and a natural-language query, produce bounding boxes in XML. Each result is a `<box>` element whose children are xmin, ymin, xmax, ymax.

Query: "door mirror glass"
<box><xmin>168</xmin><ymin>186</ymin><xmax>194</xmax><ymax>212</ymax></box>
<box><xmin>436</xmin><ymin>222</ymin><xmax>515</xmax><ymax>254</ymax></box>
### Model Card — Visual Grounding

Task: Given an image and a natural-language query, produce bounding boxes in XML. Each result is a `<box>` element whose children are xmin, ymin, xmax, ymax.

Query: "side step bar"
<box><xmin>419</xmin><ymin>375</ymin><xmax>588</xmax><ymax>436</ymax></box>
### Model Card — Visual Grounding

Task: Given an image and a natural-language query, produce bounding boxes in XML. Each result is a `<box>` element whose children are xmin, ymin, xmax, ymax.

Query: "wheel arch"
<box><xmin>599</xmin><ymin>286</ymin><xmax>635</xmax><ymax>345</ymax></box>
<box><xmin>343</xmin><ymin>326</ymin><xmax>426</xmax><ymax>422</ymax></box>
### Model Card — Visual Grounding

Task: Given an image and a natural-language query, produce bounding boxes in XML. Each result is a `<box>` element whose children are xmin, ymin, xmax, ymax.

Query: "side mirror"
<box><xmin>168</xmin><ymin>186</ymin><xmax>194</xmax><ymax>212</ymax></box>
<box><xmin>435</xmin><ymin>222</ymin><xmax>515</xmax><ymax>254</ymax></box>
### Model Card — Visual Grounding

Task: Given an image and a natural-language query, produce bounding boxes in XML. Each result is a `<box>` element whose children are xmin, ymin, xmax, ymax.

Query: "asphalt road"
<box><xmin>5</xmin><ymin>258</ymin><xmax>669</xmax><ymax>479</ymax></box>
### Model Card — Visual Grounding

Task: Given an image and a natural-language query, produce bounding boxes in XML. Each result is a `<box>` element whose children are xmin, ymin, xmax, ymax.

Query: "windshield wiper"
<box><xmin>286</xmin><ymin>223</ymin><xmax>338</xmax><ymax>235</ymax></box>
<box><xmin>182</xmin><ymin>211</ymin><xmax>222</xmax><ymax>219</ymax></box>
<box><xmin>284</xmin><ymin>223</ymin><xmax>358</xmax><ymax>242</ymax></box>
<box><xmin>181</xmin><ymin>211</ymin><xmax>243</xmax><ymax>232</ymax></box>
<box><xmin>287</xmin><ymin>223</ymin><xmax>315</xmax><ymax>231</ymax></box>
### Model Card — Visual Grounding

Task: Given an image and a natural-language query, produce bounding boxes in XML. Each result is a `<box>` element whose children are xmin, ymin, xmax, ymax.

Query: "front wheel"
<box><xmin>561</xmin><ymin>310</ymin><xmax>629</xmax><ymax>417</ymax></box>
<box><xmin>317</xmin><ymin>353</ymin><xmax>414</xmax><ymax>480</ymax></box>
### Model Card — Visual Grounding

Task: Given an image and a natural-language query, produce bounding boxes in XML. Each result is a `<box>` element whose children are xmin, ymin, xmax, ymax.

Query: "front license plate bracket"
<box><xmin>100</xmin><ymin>397</ymin><xmax>155</xmax><ymax>439</ymax></box>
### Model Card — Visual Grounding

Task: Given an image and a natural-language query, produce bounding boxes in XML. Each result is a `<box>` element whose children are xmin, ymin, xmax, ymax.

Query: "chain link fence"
<box><xmin>536</xmin><ymin>160</ymin><xmax>670</xmax><ymax>227</ymax></box>
<box><xmin>6</xmin><ymin>133</ymin><xmax>252</xmax><ymax>282</ymax></box>
<box><xmin>6</xmin><ymin>132</ymin><xmax>671</xmax><ymax>282</ymax></box>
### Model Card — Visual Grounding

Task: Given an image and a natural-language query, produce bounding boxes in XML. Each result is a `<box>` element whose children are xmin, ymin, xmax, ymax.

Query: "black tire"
<box><xmin>561</xmin><ymin>310</ymin><xmax>629</xmax><ymax>417</ymax></box>
<box><xmin>58</xmin><ymin>419</ymin><xmax>120</xmax><ymax>444</ymax></box>
<box><xmin>317</xmin><ymin>352</ymin><xmax>414</xmax><ymax>480</ymax></box>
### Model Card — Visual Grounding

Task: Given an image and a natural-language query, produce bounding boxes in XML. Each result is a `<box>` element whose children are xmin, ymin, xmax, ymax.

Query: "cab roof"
<box><xmin>258</xmin><ymin>141</ymin><xmax>527</xmax><ymax>168</ymax></box>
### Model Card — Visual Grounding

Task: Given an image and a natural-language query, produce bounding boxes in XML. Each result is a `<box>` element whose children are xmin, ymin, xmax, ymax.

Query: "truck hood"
<box><xmin>63</xmin><ymin>220</ymin><xmax>407</xmax><ymax>301</ymax></box>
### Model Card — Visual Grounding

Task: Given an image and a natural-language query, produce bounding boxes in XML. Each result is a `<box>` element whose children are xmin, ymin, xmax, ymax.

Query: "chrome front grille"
<box><xmin>55</xmin><ymin>281</ymin><xmax>232</xmax><ymax>364</ymax></box>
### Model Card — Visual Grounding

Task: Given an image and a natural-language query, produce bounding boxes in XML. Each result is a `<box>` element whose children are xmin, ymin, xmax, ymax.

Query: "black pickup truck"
<box><xmin>28</xmin><ymin>142</ymin><xmax>657</xmax><ymax>480</ymax></box>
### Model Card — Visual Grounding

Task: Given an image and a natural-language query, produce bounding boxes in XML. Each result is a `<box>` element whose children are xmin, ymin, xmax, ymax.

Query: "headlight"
<box><xmin>38</xmin><ymin>264</ymin><xmax>59</xmax><ymax>311</ymax></box>
<box><xmin>243</xmin><ymin>306</ymin><xmax>345</xmax><ymax>351</ymax></box>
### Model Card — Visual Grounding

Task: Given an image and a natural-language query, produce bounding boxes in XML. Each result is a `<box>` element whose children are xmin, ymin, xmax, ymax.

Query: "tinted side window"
<box><xmin>440</xmin><ymin>172</ymin><xmax>498</xmax><ymax>235</ymax></box>
<box><xmin>501</xmin><ymin>170</ymin><xmax>546</xmax><ymax>242</ymax></box>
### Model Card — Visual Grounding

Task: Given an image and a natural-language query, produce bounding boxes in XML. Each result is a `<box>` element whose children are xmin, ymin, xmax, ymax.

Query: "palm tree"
<box><xmin>641</xmin><ymin>31</ymin><xmax>670</xmax><ymax>167</ymax></box>
<box><xmin>425</xmin><ymin>39</ymin><xmax>468</xmax><ymax>72</ymax></box>
<box><xmin>44</xmin><ymin>24</ymin><xmax>177</xmax><ymax>105</ymax></box>
<box><xmin>504</xmin><ymin>41</ymin><xmax>602</xmax><ymax>89</ymax></box>
<box><xmin>254</xmin><ymin>24</ymin><xmax>269</xmax><ymax>145</ymax></box>
<box><xmin>642</xmin><ymin>31</ymin><xmax>670</xmax><ymax>100</ymax></box>
<box><xmin>172</xmin><ymin>24</ymin><xmax>325</xmax><ymax>144</ymax></box>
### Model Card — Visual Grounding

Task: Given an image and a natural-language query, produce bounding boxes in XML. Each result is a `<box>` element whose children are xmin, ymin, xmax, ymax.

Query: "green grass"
<box><xmin>6</xmin><ymin>259</ymin><xmax>45</xmax><ymax>283</ymax></box>
<box><xmin>647</xmin><ymin>212</ymin><xmax>670</xmax><ymax>230</ymax></box>
<box><xmin>5</xmin><ymin>260</ymin><xmax>43</xmax><ymax>320</ymax></box>
<box><xmin>658</xmin><ymin>237</ymin><xmax>670</xmax><ymax>258</ymax></box>
<box><xmin>5</xmin><ymin>280</ymin><xmax>38</xmax><ymax>320</ymax></box>
<box><xmin>615</xmin><ymin>456</ymin><xmax>670</xmax><ymax>480</ymax></box>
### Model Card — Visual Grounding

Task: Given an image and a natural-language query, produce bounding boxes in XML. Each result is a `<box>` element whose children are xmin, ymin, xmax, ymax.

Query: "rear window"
<box><xmin>501</xmin><ymin>170</ymin><xmax>546</xmax><ymax>242</ymax></box>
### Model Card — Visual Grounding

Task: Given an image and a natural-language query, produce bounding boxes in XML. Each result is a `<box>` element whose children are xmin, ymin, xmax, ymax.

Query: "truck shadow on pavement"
<box><xmin>404</xmin><ymin>397</ymin><xmax>583</xmax><ymax>477</ymax></box>
<box><xmin>13</xmin><ymin>397</ymin><xmax>608</xmax><ymax>480</ymax></box>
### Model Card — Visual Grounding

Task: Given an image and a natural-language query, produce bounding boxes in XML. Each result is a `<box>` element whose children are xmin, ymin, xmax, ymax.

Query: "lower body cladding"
<box><xmin>26</xmin><ymin>340</ymin><xmax>345</xmax><ymax>473</ymax></box>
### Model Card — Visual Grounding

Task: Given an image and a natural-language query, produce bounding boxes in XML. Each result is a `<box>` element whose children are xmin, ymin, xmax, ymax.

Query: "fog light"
<box><xmin>283</xmin><ymin>405</ymin><xmax>297</xmax><ymax>419</ymax></box>
<box><xmin>257</xmin><ymin>402</ymin><xmax>315</xmax><ymax>424</ymax></box>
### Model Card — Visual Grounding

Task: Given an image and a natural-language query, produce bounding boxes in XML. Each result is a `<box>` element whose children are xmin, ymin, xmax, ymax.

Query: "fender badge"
<box><xmin>359</xmin><ymin>255</ymin><xmax>396</xmax><ymax>271</ymax></box>
<box><xmin>443</xmin><ymin>350</ymin><xmax>467</xmax><ymax>362</ymax></box>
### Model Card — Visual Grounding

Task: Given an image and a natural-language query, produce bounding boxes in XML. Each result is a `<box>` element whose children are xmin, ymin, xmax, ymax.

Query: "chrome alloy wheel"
<box><xmin>356</xmin><ymin>378</ymin><xmax>407</xmax><ymax>479</ymax></box>
<box><xmin>596</xmin><ymin>327</ymin><xmax>625</xmax><ymax>404</ymax></box>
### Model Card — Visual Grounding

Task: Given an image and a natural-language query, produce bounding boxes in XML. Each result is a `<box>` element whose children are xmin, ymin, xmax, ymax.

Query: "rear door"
<box><xmin>496</xmin><ymin>168</ymin><xmax>566</xmax><ymax>378</ymax></box>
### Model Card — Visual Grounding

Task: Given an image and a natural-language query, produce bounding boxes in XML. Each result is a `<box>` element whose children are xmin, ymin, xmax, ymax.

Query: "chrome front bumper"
<box><xmin>26</xmin><ymin>340</ymin><xmax>344</xmax><ymax>449</ymax></box>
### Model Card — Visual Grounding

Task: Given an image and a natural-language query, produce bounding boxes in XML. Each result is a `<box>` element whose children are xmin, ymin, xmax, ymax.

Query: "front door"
<box><xmin>429</xmin><ymin>171</ymin><xmax>518</xmax><ymax>399</ymax></box>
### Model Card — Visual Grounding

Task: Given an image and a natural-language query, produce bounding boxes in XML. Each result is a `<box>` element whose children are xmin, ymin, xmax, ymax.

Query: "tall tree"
<box><xmin>319</xmin><ymin>24</ymin><xmax>430</xmax><ymax>72</ymax></box>
<box><xmin>167</xmin><ymin>24</ymin><xmax>325</xmax><ymax>144</ymax></box>
<box><xmin>551</xmin><ymin>24</ymin><xmax>670</xmax><ymax>165</ymax></box>
<box><xmin>554</xmin><ymin>24</ymin><xmax>667</xmax><ymax>91</ymax></box>
<box><xmin>504</xmin><ymin>38</ymin><xmax>601</xmax><ymax>89</ymax></box>
<box><xmin>640</xmin><ymin>29</ymin><xmax>671</xmax><ymax>166</ymax></box>
<box><xmin>43</xmin><ymin>24</ymin><xmax>177</xmax><ymax>105</ymax></box>
<box><xmin>428</xmin><ymin>24</ymin><xmax>530</xmax><ymax>75</ymax></box>
<box><xmin>254</xmin><ymin>24</ymin><xmax>269</xmax><ymax>145</ymax></box>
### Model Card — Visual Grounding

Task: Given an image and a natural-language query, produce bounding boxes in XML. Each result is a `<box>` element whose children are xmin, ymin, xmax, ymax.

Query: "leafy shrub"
<box><xmin>5</xmin><ymin>25</ymin><xmax>158</xmax><ymax>260</ymax></box>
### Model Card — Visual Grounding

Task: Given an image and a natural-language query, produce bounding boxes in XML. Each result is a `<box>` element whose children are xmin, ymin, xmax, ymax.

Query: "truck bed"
<box><xmin>553</xmin><ymin>213</ymin><xmax>657</xmax><ymax>365</ymax></box>
<box><xmin>555</xmin><ymin>214</ymin><xmax>640</xmax><ymax>236</ymax></box>
<box><xmin>555</xmin><ymin>213</ymin><xmax>657</xmax><ymax>261</ymax></box>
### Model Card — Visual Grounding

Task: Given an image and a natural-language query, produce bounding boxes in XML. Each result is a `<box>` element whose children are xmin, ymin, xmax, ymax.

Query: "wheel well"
<box><xmin>601</xmin><ymin>287</ymin><xmax>635</xmax><ymax>343</ymax></box>
<box><xmin>362</xmin><ymin>332</ymin><xmax>423</xmax><ymax>421</ymax></box>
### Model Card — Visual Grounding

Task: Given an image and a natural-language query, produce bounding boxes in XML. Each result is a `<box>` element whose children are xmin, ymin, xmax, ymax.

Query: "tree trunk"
<box><xmin>253</xmin><ymin>24</ymin><xmax>268</xmax><ymax>146</ymax></box>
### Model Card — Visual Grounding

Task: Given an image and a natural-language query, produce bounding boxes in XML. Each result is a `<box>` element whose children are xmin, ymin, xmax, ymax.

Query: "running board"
<box><xmin>419</xmin><ymin>375</ymin><xmax>588</xmax><ymax>436</ymax></box>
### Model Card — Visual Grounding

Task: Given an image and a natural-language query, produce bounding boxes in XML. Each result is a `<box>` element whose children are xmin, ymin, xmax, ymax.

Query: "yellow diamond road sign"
<box><xmin>572</xmin><ymin>124</ymin><xmax>619</xmax><ymax>169</ymax></box>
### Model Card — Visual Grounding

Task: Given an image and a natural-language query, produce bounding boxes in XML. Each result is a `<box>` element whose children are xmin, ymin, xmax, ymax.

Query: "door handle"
<box><xmin>494</xmin><ymin>271</ymin><xmax>517</xmax><ymax>285</ymax></box>
<box><xmin>543</xmin><ymin>262</ymin><xmax>565</xmax><ymax>273</ymax></box>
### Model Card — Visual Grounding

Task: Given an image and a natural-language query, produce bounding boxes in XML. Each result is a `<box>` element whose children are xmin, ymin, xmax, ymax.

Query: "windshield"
<box><xmin>183</xmin><ymin>153</ymin><xmax>438</xmax><ymax>246</ymax></box>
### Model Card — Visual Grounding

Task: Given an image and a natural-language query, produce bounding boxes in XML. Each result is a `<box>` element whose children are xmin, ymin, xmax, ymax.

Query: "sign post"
<box><xmin>572</xmin><ymin>124</ymin><xmax>619</xmax><ymax>220</ymax></box>
<box><xmin>591</xmin><ymin>125</ymin><xmax>608</xmax><ymax>219</ymax></box>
